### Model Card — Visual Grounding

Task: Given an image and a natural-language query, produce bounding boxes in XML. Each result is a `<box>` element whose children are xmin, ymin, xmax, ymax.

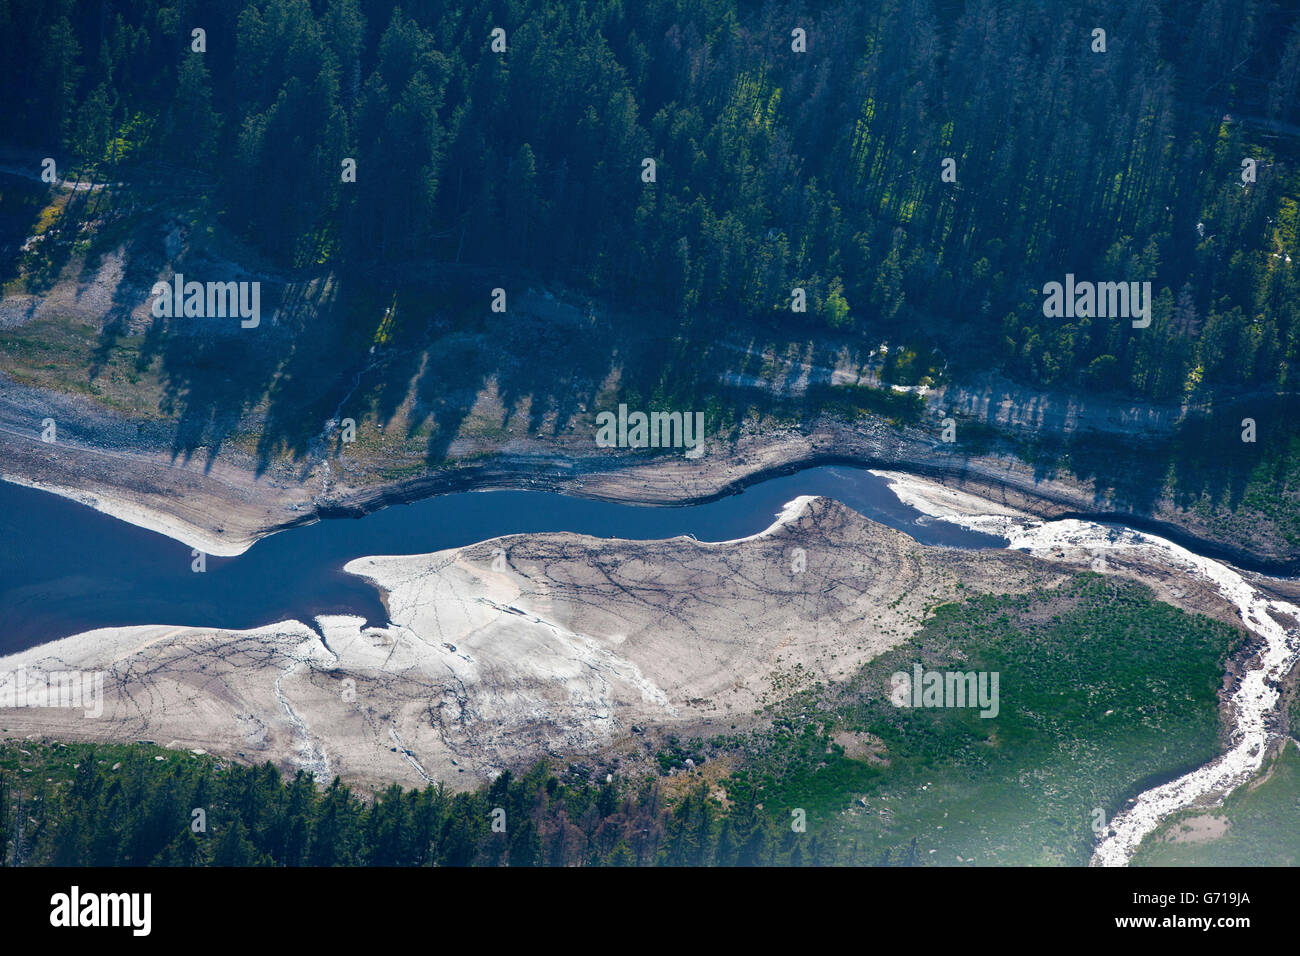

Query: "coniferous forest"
<box><xmin>3</xmin><ymin>0</ymin><xmax>1300</xmax><ymax>398</ymax></box>
<box><xmin>2</xmin><ymin>0</ymin><xmax>1300</xmax><ymax>878</ymax></box>
<box><xmin>0</xmin><ymin>744</ymin><xmax>789</xmax><ymax>867</ymax></box>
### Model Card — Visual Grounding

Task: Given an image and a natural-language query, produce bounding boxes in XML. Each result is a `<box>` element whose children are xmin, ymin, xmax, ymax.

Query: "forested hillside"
<box><xmin>3</xmin><ymin>0</ymin><xmax>1300</xmax><ymax>400</ymax></box>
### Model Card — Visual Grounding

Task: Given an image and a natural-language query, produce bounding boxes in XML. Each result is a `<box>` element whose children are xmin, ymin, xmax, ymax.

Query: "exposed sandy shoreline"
<box><xmin>0</xmin><ymin>493</ymin><xmax>1073</xmax><ymax>791</ymax></box>
<box><xmin>0</xmin><ymin>470</ymin><xmax>255</xmax><ymax>556</ymax></box>
<box><xmin>0</xmin><ymin>470</ymin><xmax>1253</xmax><ymax>799</ymax></box>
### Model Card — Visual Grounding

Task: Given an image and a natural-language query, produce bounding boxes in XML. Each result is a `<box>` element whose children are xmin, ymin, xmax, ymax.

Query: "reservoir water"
<box><xmin>0</xmin><ymin>465</ymin><xmax>1005</xmax><ymax>652</ymax></box>
<box><xmin>5</xmin><ymin>463</ymin><xmax>1296</xmax><ymax>865</ymax></box>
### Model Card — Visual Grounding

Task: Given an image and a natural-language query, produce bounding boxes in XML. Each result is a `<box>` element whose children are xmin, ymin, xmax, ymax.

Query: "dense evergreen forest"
<box><xmin>0</xmin><ymin>743</ymin><xmax>834</xmax><ymax>866</ymax></box>
<box><xmin>3</xmin><ymin>0</ymin><xmax>1300</xmax><ymax>399</ymax></box>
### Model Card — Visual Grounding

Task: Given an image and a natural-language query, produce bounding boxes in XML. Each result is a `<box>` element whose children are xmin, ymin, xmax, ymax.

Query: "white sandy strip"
<box><xmin>340</xmin><ymin>553</ymin><xmax>679</xmax><ymax>721</ymax></box>
<box><xmin>874</xmin><ymin>469</ymin><xmax>1300</xmax><ymax>866</ymax></box>
<box><xmin>0</xmin><ymin>619</ymin><xmax>328</xmax><ymax>673</ymax></box>
<box><xmin>0</xmin><ymin>473</ymin><xmax>254</xmax><ymax>556</ymax></box>
<box><xmin>722</xmin><ymin>495</ymin><xmax>818</xmax><ymax>543</ymax></box>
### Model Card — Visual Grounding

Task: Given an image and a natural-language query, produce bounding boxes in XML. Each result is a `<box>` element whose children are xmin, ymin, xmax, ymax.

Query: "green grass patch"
<box><xmin>719</xmin><ymin>574</ymin><xmax>1242</xmax><ymax>865</ymax></box>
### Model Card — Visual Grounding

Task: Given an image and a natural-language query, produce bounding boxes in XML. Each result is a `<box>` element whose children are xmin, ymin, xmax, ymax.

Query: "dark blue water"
<box><xmin>0</xmin><ymin>465</ymin><xmax>1005</xmax><ymax>653</ymax></box>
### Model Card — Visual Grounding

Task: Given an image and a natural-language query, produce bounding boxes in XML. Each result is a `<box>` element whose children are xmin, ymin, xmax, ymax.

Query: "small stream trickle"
<box><xmin>877</xmin><ymin>472</ymin><xmax>1300</xmax><ymax>866</ymax></box>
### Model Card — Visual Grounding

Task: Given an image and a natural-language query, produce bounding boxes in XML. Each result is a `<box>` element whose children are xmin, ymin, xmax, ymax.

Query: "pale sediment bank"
<box><xmin>721</xmin><ymin>494</ymin><xmax>817</xmax><ymax>542</ymax></box>
<box><xmin>0</xmin><ymin>471</ymin><xmax>254</xmax><ymax>557</ymax></box>
<box><xmin>0</xmin><ymin>497</ymin><xmax>1056</xmax><ymax>792</ymax></box>
<box><xmin>1</xmin><ymin>465</ymin><xmax>1284</xmax><ymax>868</ymax></box>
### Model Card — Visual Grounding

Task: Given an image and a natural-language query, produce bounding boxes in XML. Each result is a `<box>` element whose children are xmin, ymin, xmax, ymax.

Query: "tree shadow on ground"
<box><xmin>1023</xmin><ymin>395</ymin><xmax>1294</xmax><ymax>519</ymax></box>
